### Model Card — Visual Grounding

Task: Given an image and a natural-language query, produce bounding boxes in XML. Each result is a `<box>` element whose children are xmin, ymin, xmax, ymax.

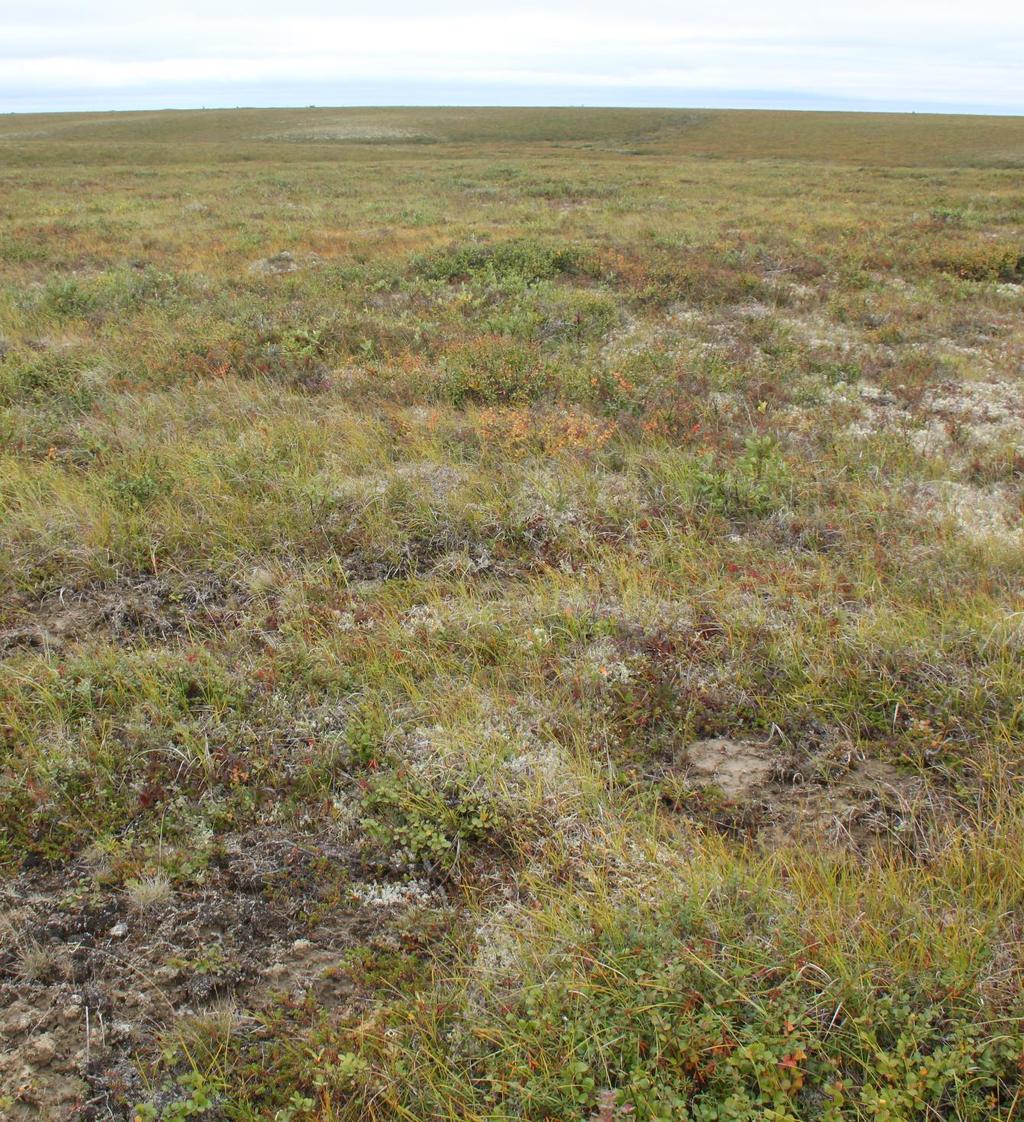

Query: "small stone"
<box><xmin>109</xmin><ymin>922</ymin><xmax>128</xmax><ymax>938</ymax></box>
<box><xmin>248</xmin><ymin>567</ymin><xmax>277</xmax><ymax>591</ymax></box>
<box><xmin>249</xmin><ymin>251</ymin><xmax>298</xmax><ymax>276</ymax></box>
<box><xmin>5</xmin><ymin>1011</ymin><xmax>33</xmax><ymax>1034</ymax></box>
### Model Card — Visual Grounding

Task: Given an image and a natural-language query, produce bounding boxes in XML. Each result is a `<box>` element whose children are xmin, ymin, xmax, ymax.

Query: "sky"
<box><xmin>1</xmin><ymin>0</ymin><xmax>1022</xmax><ymax>116</ymax></box>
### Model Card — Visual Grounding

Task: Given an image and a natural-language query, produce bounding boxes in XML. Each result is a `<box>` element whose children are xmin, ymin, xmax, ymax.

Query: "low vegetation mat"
<box><xmin>1</xmin><ymin>106</ymin><xmax>1023</xmax><ymax>1121</ymax></box>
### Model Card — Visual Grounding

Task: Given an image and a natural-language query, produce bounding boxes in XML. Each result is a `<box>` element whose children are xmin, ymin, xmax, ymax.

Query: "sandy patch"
<box><xmin>262</xmin><ymin>125</ymin><xmax>436</xmax><ymax>144</ymax></box>
<box><xmin>670</xmin><ymin>737</ymin><xmax>929</xmax><ymax>847</ymax></box>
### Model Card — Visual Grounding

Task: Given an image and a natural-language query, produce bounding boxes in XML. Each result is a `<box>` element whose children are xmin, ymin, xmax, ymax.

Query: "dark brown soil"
<box><xmin>0</xmin><ymin>823</ymin><xmax>432</xmax><ymax>1121</ymax></box>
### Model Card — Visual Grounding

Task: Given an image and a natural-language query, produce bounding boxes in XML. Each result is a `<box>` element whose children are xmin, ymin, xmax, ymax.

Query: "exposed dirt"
<box><xmin>248</xmin><ymin>251</ymin><xmax>299</xmax><ymax>276</ymax></box>
<box><xmin>261</xmin><ymin>125</ymin><xmax>437</xmax><ymax>144</ymax></box>
<box><xmin>0</xmin><ymin>574</ymin><xmax>249</xmax><ymax>654</ymax></box>
<box><xmin>0</xmin><ymin>825</ymin><xmax>440</xmax><ymax>1121</ymax></box>
<box><xmin>680</xmin><ymin>738</ymin><xmax>776</xmax><ymax>799</ymax></box>
<box><xmin>670</xmin><ymin>737</ymin><xmax>931</xmax><ymax>847</ymax></box>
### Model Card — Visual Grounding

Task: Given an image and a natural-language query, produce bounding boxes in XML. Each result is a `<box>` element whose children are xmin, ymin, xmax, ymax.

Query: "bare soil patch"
<box><xmin>0</xmin><ymin>574</ymin><xmax>249</xmax><ymax>654</ymax></box>
<box><xmin>669</xmin><ymin>737</ymin><xmax>931</xmax><ymax>848</ymax></box>
<box><xmin>0</xmin><ymin>825</ymin><xmax>440</xmax><ymax>1121</ymax></box>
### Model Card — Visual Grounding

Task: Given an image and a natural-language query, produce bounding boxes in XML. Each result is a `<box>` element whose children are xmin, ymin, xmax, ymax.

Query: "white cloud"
<box><xmin>1</xmin><ymin>2</ymin><xmax>1022</xmax><ymax>112</ymax></box>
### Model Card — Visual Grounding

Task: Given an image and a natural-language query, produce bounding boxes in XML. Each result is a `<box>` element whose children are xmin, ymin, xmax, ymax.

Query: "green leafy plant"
<box><xmin>360</xmin><ymin>772</ymin><xmax>509</xmax><ymax>874</ymax></box>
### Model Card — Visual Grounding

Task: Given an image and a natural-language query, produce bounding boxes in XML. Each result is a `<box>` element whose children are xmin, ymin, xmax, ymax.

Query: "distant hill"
<box><xmin>2</xmin><ymin>105</ymin><xmax>1023</xmax><ymax>167</ymax></box>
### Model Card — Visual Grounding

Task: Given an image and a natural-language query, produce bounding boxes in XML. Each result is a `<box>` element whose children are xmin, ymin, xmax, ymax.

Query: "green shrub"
<box><xmin>360</xmin><ymin>772</ymin><xmax>509</xmax><ymax>874</ymax></box>
<box><xmin>417</xmin><ymin>238</ymin><xmax>589</xmax><ymax>284</ymax></box>
<box><xmin>646</xmin><ymin>437</ymin><xmax>792</xmax><ymax>521</ymax></box>
<box><xmin>41</xmin><ymin>275</ymin><xmax>98</xmax><ymax>318</ymax></box>
<box><xmin>368</xmin><ymin>896</ymin><xmax>1024</xmax><ymax>1122</ymax></box>
<box><xmin>930</xmin><ymin>243</ymin><xmax>1024</xmax><ymax>281</ymax></box>
<box><xmin>436</xmin><ymin>337</ymin><xmax>551</xmax><ymax>406</ymax></box>
<box><xmin>0</xmin><ymin>350</ymin><xmax>99</xmax><ymax>409</ymax></box>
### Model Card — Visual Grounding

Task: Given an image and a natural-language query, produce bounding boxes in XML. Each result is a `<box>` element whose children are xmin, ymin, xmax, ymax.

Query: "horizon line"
<box><xmin>4</xmin><ymin>101</ymin><xmax>1024</xmax><ymax>120</ymax></box>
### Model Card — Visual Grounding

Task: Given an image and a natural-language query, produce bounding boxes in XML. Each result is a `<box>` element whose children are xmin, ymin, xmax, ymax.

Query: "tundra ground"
<box><xmin>1</xmin><ymin>107</ymin><xmax>1024</xmax><ymax>1121</ymax></box>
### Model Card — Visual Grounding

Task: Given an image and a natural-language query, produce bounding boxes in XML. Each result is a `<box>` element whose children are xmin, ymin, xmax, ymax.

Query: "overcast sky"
<box><xmin>2</xmin><ymin>0</ymin><xmax>1022</xmax><ymax>115</ymax></box>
